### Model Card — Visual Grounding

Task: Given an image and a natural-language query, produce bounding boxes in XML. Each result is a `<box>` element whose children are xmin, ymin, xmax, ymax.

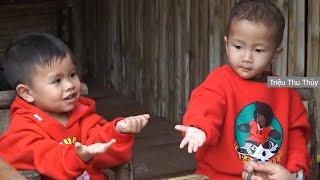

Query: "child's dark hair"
<box><xmin>3</xmin><ymin>32</ymin><xmax>74</xmax><ymax>88</ymax></box>
<box><xmin>227</xmin><ymin>0</ymin><xmax>285</xmax><ymax>45</ymax></box>
<box><xmin>254</xmin><ymin>102</ymin><xmax>273</xmax><ymax>127</ymax></box>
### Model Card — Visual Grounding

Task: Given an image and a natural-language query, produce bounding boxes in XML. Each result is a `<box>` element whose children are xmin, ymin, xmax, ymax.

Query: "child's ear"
<box><xmin>272</xmin><ymin>45</ymin><xmax>283</xmax><ymax>63</ymax></box>
<box><xmin>16</xmin><ymin>84</ymin><xmax>35</xmax><ymax>103</ymax></box>
<box><xmin>224</xmin><ymin>36</ymin><xmax>229</xmax><ymax>56</ymax></box>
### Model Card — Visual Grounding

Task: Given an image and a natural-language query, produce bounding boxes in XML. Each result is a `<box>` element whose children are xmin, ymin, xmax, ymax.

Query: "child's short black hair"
<box><xmin>227</xmin><ymin>0</ymin><xmax>285</xmax><ymax>45</ymax></box>
<box><xmin>3</xmin><ymin>32</ymin><xmax>74</xmax><ymax>88</ymax></box>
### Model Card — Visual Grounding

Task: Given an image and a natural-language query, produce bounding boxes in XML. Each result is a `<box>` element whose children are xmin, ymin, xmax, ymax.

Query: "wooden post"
<box><xmin>272</xmin><ymin>0</ymin><xmax>289</xmax><ymax>76</ymax></box>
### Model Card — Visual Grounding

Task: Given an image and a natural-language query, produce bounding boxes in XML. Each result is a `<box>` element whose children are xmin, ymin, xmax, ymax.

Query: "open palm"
<box><xmin>175</xmin><ymin>125</ymin><xmax>206</xmax><ymax>153</ymax></box>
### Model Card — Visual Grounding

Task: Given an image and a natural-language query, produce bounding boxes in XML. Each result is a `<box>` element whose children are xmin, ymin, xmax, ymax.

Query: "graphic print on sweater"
<box><xmin>61</xmin><ymin>137</ymin><xmax>77</xmax><ymax>144</ymax></box>
<box><xmin>234</xmin><ymin>102</ymin><xmax>283</xmax><ymax>162</ymax></box>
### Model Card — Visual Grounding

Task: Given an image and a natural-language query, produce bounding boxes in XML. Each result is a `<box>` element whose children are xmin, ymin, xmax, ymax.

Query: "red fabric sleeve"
<box><xmin>80</xmin><ymin>116</ymin><xmax>133</xmax><ymax>169</ymax></box>
<box><xmin>285</xmin><ymin>90</ymin><xmax>312</xmax><ymax>176</ymax></box>
<box><xmin>0</xmin><ymin>127</ymin><xmax>88</xmax><ymax>179</ymax></box>
<box><xmin>183</xmin><ymin>70</ymin><xmax>226</xmax><ymax>146</ymax></box>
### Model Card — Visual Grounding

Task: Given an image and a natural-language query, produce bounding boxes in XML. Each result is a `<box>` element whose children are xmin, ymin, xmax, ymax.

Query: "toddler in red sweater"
<box><xmin>0</xmin><ymin>32</ymin><xmax>149</xmax><ymax>179</ymax></box>
<box><xmin>175</xmin><ymin>0</ymin><xmax>310</xmax><ymax>179</ymax></box>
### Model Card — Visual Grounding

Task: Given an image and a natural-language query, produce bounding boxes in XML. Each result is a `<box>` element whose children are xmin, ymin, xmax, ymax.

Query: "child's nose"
<box><xmin>242</xmin><ymin>50</ymin><xmax>253</xmax><ymax>63</ymax></box>
<box><xmin>64</xmin><ymin>79</ymin><xmax>74</xmax><ymax>90</ymax></box>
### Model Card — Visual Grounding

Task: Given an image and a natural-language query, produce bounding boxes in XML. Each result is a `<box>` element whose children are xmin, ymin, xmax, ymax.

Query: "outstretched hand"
<box><xmin>75</xmin><ymin>139</ymin><xmax>116</xmax><ymax>162</ymax></box>
<box><xmin>116</xmin><ymin>114</ymin><xmax>150</xmax><ymax>134</ymax></box>
<box><xmin>175</xmin><ymin>125</ymin><xmax>206</xmax><ymax>153</ymax></box>
<box><xmin>242</xmin><ymin>161</ymin><xmax>295</xmax><ymax>180</ymax></box>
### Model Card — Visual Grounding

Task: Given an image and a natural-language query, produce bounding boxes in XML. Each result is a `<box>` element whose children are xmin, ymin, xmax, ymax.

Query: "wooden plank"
<box><xmin>287</xmin><ymin>0</ymin><xmax>297</xmax><ymax>76</ymax></box>
<box><xmin>165</xmin><ymin>174</ymin><xmax>209</xmax><ymax>180</ymax></box>
<box><xmin>295</xmin><ymin>0</ymin><xmax>305</xmax><ymax>76</ymax></box>
<box><xmin>199</xmin><ymin>0</ymin><xmax>209</xmax><ymax>81</ymax></box>
<box><xmin>92</xmin><ymin>0</ymin><xmax>98</xmax><ymax>80</ymax></box>
<box><xmin>0</xmin><ymin>2</ymin><xmax>56</xmax><ymax>19</ymax></box>
<box><xmin>167</xmin><ymin>0</ymin><xmax>175</xmax><ymax>121</ymax></box>
<box><xmin>79</xmin><ymin>0</ymin><xmax>87</xmax><ymax>78</ymax></box>
<box><xmin>0</xmin><ymin>90</ymin><xmax>15</xmax><ymax>108</ymax></box>
<box><xmin>0</xmin><ymin>109</ymin><xmax>10</xmax><ymax>134</ymax></box>
<box><xmin>208</xmin><ymin>0</ymin><xmax>222</xmax><ymax>71</ymax></box>
<box><xmin>190</xmin><ymin>0</ymin><xmax>199</xmax><ymax>89</ymax></box>
<box><xmin>154</xmin><ymin>0</ymin><xmax>160</xmax><ymax>116</ymax></box>
<box><xmin>142</xmin><ymin>0</ymin><xmax>156</xmax><ymax>114</ymax></box>
<box><xmin>0</xmin><ymin>157</ymin><xmax>26</xmax><ymax>180</ymax></box>
<box><xmin>96</xmin><ymin>0</ymin><xmax>107</xmax><ymax>86</ymax></box>
<box><xmin>135</xmin><ymin>0</ymin><xmax>143</xmax><ymax>103</ymax></box>
<box><xmin>86</xmin><ymin>0</ymin><xmax>95</xmax><ymax>78</ymax></box>
<box><xmin>120</xmin><ymin>0</ymin><xmax>127</xmax><ymax>95</ymax></box>
<box><xmin>272</xmin><ymin>0</ymin><xmax>289</xmax><ymax>76</ymax></box>
<box><xmin>128</xmin><ymin>0</ymin><xmax>136</xmax><ymax>96</ymax></box>
<box><xmin>111</xmin><ymin>0</ymin><xmax>121</xmax><ymax>91</ymax></box>
<box><xmin>105</xmin><ymin>0</ymin><xmax>112</xmax><ymax>88</ymax></box>
<box><xmin>288</xmin><ymin>0</ymin><xmax>305</xmax><ymax>76</ymax></box>
<box><xmin>158</xmin><ymin>0</ymin><xmax>169</xmax><ymax>117</ymax></box>
<box><xmin>181</xmin><ymin>0</ymin><xmax>190</xmax><ymax>119</ymax></box>
<box><xmin>174</xmin><ymin>0</ymin><xmax>182</xmax><ymax>122</ymax></box>
<box><xmin>71</xmin><ymin>0</ymin><xmax>84</xmax><ymax>77</ymax></box>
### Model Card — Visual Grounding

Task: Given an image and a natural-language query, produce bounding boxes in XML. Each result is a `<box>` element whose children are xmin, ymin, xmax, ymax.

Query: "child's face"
<box><xmin>26</xmin><ymin>56</ymin><xmax>81</xmax><ymax>114</ymax></box>
<box><xmin>256</xmin><ymin>114</ymin><xmax>266</xmax><ymax>128</ymax></box>
<box><xmin>224</xmin><ymin>20</ymin><xmax>283</xmax><ymax>79</ymax></box>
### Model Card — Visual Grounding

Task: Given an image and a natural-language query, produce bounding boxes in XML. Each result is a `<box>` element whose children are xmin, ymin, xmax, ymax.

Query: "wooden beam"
<box><xmin>0</xmin><ymin>157</ymin><xmax>26</xmax><ymax>180</ymax></box>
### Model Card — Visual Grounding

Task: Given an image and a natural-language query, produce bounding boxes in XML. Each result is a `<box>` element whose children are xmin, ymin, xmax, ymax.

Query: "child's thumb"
<box><xmin>75</xmin><ymin>142</ymin><xmax>83</xmax><ymax>151</ymax></box>
<box><xmin>175</xmin><ymin>125</ymin><xmax>188</xmax><ymax>132</ymax></box>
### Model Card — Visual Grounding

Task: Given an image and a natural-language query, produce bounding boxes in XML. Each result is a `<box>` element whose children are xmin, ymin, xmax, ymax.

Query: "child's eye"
<box><xmin>54</xmin><ymin>79</ymin><xmax>61</xmax><ymax>84</ymax></box>
<box><xmin>233</xmin><ymin>45</ymin><xmax>242</xmax><ymax>49</ymax></box>
<box><xmin>255</xmin><ymin>49</ymin><xmax>264</xmax><ymax>53</ymax></box>
<box><xmin>71</xmin><ymin>72</ymin><xmax>77</xmax><ymax>78</ymax></box>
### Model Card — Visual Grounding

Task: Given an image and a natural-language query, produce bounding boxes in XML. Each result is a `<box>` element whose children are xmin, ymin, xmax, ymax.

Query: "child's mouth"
<box><xmin>64</xmin><ymin>93</ymin><xmax>77</xmax><ymax>102</ymax></box>
<box><xmin>240</xmin><ymin>67</ymin><xmax>251</xmax><ymax>72</ymax></box>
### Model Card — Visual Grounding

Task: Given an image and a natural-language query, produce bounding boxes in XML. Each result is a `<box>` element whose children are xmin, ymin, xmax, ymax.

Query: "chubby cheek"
<box><xmin>75</xmin><ymin>82</ymin><xmax>81</xmax><ymax>96</ymax></box>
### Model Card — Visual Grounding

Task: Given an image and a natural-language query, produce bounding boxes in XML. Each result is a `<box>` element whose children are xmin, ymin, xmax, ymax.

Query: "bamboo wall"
<box><xmin>0</xmin><ymin>1</ymin><xmax>57</xmax><ymax>69</ymax></box>
<box><xmin>79</xmin><ymin>0</ymin><xmax>320</xmax><ymax>126</ymax></box>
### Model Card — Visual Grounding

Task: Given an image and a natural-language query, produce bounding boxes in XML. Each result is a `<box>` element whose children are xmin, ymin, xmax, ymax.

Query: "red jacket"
<box><xmin>0</xmin><ymin>96</ymin><xmax>133</xmax><ymax>180</ymax></box>
<box><xmin>183</xmin><ymin>65</ymin><xmax>311</xmax><ymax>179</ymax></box>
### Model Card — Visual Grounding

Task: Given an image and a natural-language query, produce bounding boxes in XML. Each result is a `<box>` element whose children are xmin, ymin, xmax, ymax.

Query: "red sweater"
<box><xmin>183</xmin><ymin>65</ymin><xmax>311</xmax><ymax>179</ymax></box>
<box><xmin>0</xmin><ymin>96</ymin><xmax>133</xmax><ymax>180</ymax></box>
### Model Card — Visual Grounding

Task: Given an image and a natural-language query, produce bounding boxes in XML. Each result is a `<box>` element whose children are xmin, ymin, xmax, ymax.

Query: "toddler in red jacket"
<box><xmin>175</xmin><ymin>0</ymin><xmax>310</xmax><ymax>179</ymax></box>
<box><xmin>0</xmin><ymin>32</ymin><xmax>149</xmax><ymax>179</ymax></box>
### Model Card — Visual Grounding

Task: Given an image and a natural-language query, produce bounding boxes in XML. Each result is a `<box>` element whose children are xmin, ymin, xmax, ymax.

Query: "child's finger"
<box><xmin>193</xmin><ymin>142</ymin><xmax>199</xmax><ymax>152</ymax></box>
<box><xmin>88</xmin><ymin>139</ymin><xmax>116</xmax><ymax>154</ymax></box>
<box><xmin>142</xmin><ymin>114</ymin><xmax>150</xmax><ymax>119</ymax></box>
<box><xmin>188</xmin><ymin>141</ymin><xmax>194</xmax><ymax>153</ymax></box>
<box><xmin>117</xmin><ymin>120</ymin><xmax>126</xmax><ymax>131</ymax></box>
<box><xmin>137</xmin><ymin>118</ymin><xmax>145</xmax><ymax>132</ymax></box>
<box><xmin>141</xmin><ymin>118</ymin><xmax>148</xmax><ymax>128</ymax></box>
<box><xmin>124</xmin><ymin>118</ymin><xmax>132</xmax><ymax>131</ymax></box>
<box><xmin>105</xmin><ymin>139</ymin><xmax>116</xmax><ymax>147</ymax></box>
<box><xmin>75</xmin><ymin>142</ymin><xmax>83</xmax><ymax>151</ymax></box>
<box><xmin>75</xmin><ymin>142</ymin><xmax>81</xmax><ymax>148</ymax></box>
<box><xmin>198</xmin><ymin>140</ymin><xmax>204</xmax><ymax>147</ymax></box>
<box><xmin>175</xmin><ymin>125</ymin><xmax>188</xmax><ymax>132</ymax></box>
<box><xmin>132</xmin><ymin>117</ymin><xmax>139</xmax><ymax>132</ymax></box>
<box><xmin>179</xmin><ymin>137</ymin><xmax>189</xmax><ymax>149</ymax></box>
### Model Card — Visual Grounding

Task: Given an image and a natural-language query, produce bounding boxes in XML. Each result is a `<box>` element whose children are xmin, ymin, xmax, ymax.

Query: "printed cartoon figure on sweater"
<box><xmin>236</xmin><ymin>102</ymin><xmax>282</xmax><ymax>162</ymax></box>
<box><xmin>0</xmin><ymin>33</ymin><xmax>150</xmax><ymax>180</ymax></box>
